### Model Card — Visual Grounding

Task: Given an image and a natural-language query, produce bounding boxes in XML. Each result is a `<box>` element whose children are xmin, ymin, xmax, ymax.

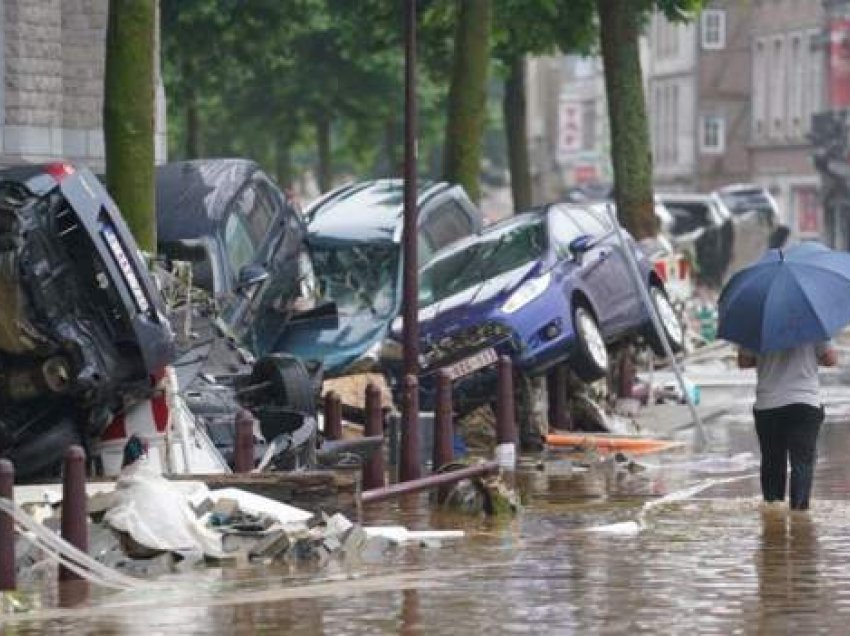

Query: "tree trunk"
<box><xmin>104</xmin><ymin>0</ymin><xmax>157</xmax><ymax>252</ymax></box>
<box><xmin>597</xmin><ymin>0</ymin><xmax>657</xmax><ymax>239</ymax></box>
<box><xmin>442</xmin><ymin>0</ymin><xmax>492</xmax><ymax>203</ymax></box>
<box><xmin>185</xmin><ymin>86</ymin><xmax>200</xmax><ymax>159</ymax></box>
<box><xmin>316</xmin><ymin>115</ymin><xmax>332</xmax><ymax>193</ymax></box>
<box><xmin>503</xmin><ymin>58</ymin><xmax>532</xmax><ymax>213</ymax></box>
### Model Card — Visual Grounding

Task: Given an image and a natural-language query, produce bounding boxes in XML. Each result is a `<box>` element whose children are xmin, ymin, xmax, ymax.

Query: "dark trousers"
<box><xmin>754</xmin><ymin>403</ymin><xmax>824</xmax><ymax>510</ymax></box>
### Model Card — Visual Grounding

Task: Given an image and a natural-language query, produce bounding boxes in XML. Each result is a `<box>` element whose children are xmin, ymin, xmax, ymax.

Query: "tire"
<box><xmin>571</xmin><ymin>305</ymin><xmax>609</xmax><ymax>383</ymax></box>
<box><xmin>249</xmin><ymin>354</ymin><xmax>317</xmax><ymax>415</ymax></box>
<box><xmin>645</xmin><ymin>286</ymin><xmax>684</xmax><ymax>357</ymax></box>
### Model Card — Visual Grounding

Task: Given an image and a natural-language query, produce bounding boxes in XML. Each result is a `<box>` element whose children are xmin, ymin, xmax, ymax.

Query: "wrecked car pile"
<box><xmin>0</xmin><ymin>163</ymin><xmax>174</xmax><ymax>479</ymax></box>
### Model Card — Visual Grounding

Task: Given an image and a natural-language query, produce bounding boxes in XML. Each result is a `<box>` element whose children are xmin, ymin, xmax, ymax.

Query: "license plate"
<box><xmin>102</xmin><ymin>224</ymin><xmax>150</xmax><ymax>313</ymax></box>
<box><xmin>443</xmin><ymin>347</ymin><xmax>498</xmax><ymax>380</ymax></box>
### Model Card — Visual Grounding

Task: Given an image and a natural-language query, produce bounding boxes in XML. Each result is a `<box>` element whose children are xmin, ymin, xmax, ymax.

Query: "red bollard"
<box><xmin>0</xmin><ymin>459</ymin><xmax>14</xmax><ymax>591</ymax></box>
<box><xmin>234</xmin><ymin>409</ymin><xmax>255</xmax><ymax>473</ymax></box>
<box><xmin>432</xmin><ymin>370</ymin><xmax>453</xmax><ymax>471</ymax></box>
<box><xmin>617</xmin><ymin>346</ymin><xmax>635</xmax><ymax>398</ymax></box>
<box><xmin>363</xmin><ymin>383</ymin><xmax>386</xmax><ymax>490</ymax></box>
<box><xmin>324</xmin><ymin>391</ymin><xmax>343</xmax><ymax>441</ymax></box>
<box><xmin>60</xmin><ymin>445</ymin><xmax>88</xmax><ymax>582</ymax></box>
<box><xmin>496</xmin><ymin>356</ymin><xmax>518</xmax><ymax>445</ymax></box>
<box><xmin>399</xmin><ymin>374</ymin><xmax>421</xmax><ymax>482</ymax></box>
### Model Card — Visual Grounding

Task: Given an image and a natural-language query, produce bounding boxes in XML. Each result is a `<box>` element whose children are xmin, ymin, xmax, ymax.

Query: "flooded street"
<box><xmin>7</xmin><ymin>369</ymin><xmax>850</xmax><ymax>634</ymax></box>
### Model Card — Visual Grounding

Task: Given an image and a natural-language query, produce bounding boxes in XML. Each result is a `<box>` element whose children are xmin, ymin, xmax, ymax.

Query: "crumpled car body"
<box><xmin>269</xmin><ymin>179</ymin><xmax>483</xmax><ymax>378</ymax></box>
<box><xmin>0</xmin><ymin>162</ymin><xmax>174</xmax><ymax>478</ymax></box>
<box><xmin>403</xmin><ymin>203</ymin><xmax>673</xmax><ymax>413</ymax></box>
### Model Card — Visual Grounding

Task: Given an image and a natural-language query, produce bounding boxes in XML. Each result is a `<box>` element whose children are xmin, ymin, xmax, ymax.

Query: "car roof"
<box><xmin>155</xmin><ymin>158</ymin><xmax>262</xmax><ymax>244</ymax></box>
<box><xmin>305</xmin><ymin>179</ymin><xmax>457</xmax><ymax>244</ymax></box>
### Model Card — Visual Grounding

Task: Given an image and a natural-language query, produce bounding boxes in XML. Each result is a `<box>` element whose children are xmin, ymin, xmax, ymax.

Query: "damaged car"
<box><xmin>0</xmin><ymin>162</ymin><xmax>175</xmax><ymax>479</ymax></box>
<box><xmin>270</xmin><ymin>179</ymin><xmax>483</xmax><ymax>378</ymax></box>
<box><xmin>154</xmin><ymin>159</ymin><xmax>330</xmax><ymax>469</ymax></box>
<box><xmin>402</xmin><ymin>203</ymin><xmax>682</xmax><ymax>443</ymax></box>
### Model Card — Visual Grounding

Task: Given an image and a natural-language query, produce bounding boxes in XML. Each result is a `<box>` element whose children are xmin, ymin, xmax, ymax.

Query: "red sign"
<box><xmin>829</xmin><ymin>18</ymin><xmax>850</xmax><ymax>108</ymax></box>
<box><xmin>557</xmin><ymin>100</ymin><xmax>582</xmax><ymax>161</ymax></box>
<box><xmin>572</xmin><ymin>164</ymin><xmax>598</xmax><ymax>183</ymax></box>
<box><xmin>796</xmin><ymin>187</ymin><xmax>821</xmax><ymax>235</ymax></box>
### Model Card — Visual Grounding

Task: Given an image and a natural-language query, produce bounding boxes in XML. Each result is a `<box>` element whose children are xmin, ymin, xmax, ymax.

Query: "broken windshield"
<box><xmin>419</xmin><ymin>219</ymin><xmax>546</xmax><ymax>306</ymax></box>
<box><xmin>310</xmin><ymin>242</ymin><xmax>398</xmax><ymax>317</ymax></box>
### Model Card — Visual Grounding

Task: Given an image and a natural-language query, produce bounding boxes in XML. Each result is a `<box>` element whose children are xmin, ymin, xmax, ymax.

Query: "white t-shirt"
<box><xmin>750</xmin><ymin>341</ymin><xmax>830</xmax><ymax>411</ymax></box>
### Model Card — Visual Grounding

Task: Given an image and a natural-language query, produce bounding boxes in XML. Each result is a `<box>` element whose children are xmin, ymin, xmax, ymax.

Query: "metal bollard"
<box><xmin>496</xmin><ymin>356</ymin><xmax>518</xmax><ymax>468</ymax></box>
<box><xmin>617</xmin><ymin>345</ymin><xmax>635</xmax><ymax>399</ymax></box>
<box><xmin>60</xmin><ymin>445</ymin><xmax>88</xmax><ymax>582</ymax></box>
<box><xmin>234</xmin><ymin>409</ymin><xmax>255</xmax><ymax>473</ymax></box>
<box><xmin>432</xmin><ymin>370</ymin><xmax>453</xmax><ymax>471</ymax></box>
<box><xmin>399</xmin><ymin>374</ymin><xmax>421</xmax><ymax>482</ymax></box>
<box><xmin>0</xmin><ymin>459</ymin><xmax>14</xmax><ymax>591</ymax></box>
<box><xmin>324</xmin><ymin>391</ymin><xmax>343</xmax><ymax>441</ymax></box>
<box><xmin>363</xmin><ymin>383</ymin><xmax>386</xmax><ymax>490</ymax></box>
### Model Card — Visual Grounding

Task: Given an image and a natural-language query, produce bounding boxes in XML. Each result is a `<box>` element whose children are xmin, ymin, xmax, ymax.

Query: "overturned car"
<box><xmin>0</xmin><ymin>163</ymin><xmax>174</xmax><ymax>478</ymax></box>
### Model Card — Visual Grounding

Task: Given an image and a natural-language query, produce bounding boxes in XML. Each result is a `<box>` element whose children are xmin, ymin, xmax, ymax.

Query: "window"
<box><xmin>788</xmin><ymin>34</ymin><xmax>804</xmax><ymax>138</ymax></box>
<box><xmin>549</xmin><ymin>208</ymin><xmax>584</xmax><ymax>252</ymax></box>
<box><xmin>701</xmin><ymin>10</ymin><xmax>726</xmax><ymax>50</ymax></box>
<box><xmin>753</xmin><ymin>39</ymin><xmax>767</xmax><ymax>139</ymax></box>
<box><xmin>700</xmin><ymin>115</ymin><xmax>725</xmax><ymax>154</ymax></box>
<box><xmin>421</xmin><ymin>200</ymin><xmax>474</xmax><ymax>254</ymax></box>
<box><xmin>224</xmin><ymin>213</ymin><xmax>257</xmax><ymax>275</ymax></box>
<box><xmin>232</xmin><ymin>183</ymin><xmax>275</xmax><ymax>247</ymax></box>
<box><xmin>769</xmin><ymin>37</ymin><xmax>786</xmax><ymax>138</ymax></box>
<box><xmin>804</xmin><ymin>30</ymin><xmax>824</xmax><ymax>133</ymax></box>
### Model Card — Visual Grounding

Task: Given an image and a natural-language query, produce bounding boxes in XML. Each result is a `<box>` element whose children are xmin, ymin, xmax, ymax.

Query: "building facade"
<box><xmin>0</xmin><ymin>0</ymin><xmax>165</xmax><ymax>171</ymax></box>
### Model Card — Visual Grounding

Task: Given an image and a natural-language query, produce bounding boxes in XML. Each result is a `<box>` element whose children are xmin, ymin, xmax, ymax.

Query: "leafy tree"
<box><xmin>442</xmin><ymin>0</ymin><xmax>492</xmax><ymax>203</ymax></box>
<box><xmin>596</xmin><ymin>0</ymin><xmax>702</xmax><ymax>238</ymax></box>
<box><xmin>104</xmin><ymin>0</ymin><xmax>156</xmax><ymax>251</ymax></box>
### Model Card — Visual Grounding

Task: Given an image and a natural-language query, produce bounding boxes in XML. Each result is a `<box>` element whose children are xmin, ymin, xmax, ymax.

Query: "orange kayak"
<box><xmin>545</xmin><ymin>433</ymin><xmax>684</xmax><ymax>455</ymax></box>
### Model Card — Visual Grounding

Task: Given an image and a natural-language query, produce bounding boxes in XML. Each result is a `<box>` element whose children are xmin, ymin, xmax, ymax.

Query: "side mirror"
<box><xmin>235</xmin><ymin>264</ymin><xmax>270</xmax><ymax>295</ymax></box>
<box><xmin>569</xmin><ymin>234</ymin><xmax>595</xmax><ymax>255</ymax></box>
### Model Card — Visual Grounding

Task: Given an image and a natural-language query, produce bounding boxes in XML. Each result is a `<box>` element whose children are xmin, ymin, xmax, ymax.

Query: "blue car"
<box><xmin>411</xmin><ymin>202</ymin><xmax>682</xmax><ymax>417</ymax></box>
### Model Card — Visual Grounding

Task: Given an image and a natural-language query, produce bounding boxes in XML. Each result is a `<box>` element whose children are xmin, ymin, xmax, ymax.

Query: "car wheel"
<box><xmin>248</xmin><ymin>354</ymin><xmax>317</xmax><ymax>415</ymax></box>
<box><xmin>645</xmin><ymin>286</ymin><xmax>684</xmax><ymax>356</ymax></box>
<box><xmin>571</xmin><ymin>305</ymin><xmax>609</xmax><ymax>383</ymax></box>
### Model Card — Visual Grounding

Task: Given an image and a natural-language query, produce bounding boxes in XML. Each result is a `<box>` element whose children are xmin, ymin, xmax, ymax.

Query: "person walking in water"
<box><xmin>738</xmin><ymin>342</ymin><xmax>837</xmax><ymax>510</ymax></box>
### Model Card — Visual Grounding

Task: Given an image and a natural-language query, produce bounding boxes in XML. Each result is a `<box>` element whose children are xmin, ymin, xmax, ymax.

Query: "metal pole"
<box><xmin>433</xmin><ymin>370</ymin><xmax>454</xmax><ymax>471</ymax></box>
<box><xmin>605</xmin><ymin>203</ymin><xmax>707</xmax><ymax>448</ymax></box>
<box><xmin>60</xmin><ymin>445</ymin><xmax>88</xmax><ymax>582</ymax></box>
<box><xmin>363</xmin><ymin>383</ymin><xmax>386</xmax><ymax>490</ymax></box>
<box><xmin>496</xmin><ymin>356</ymin><xmax>518</xmax><ymax>468</ymax></box>
<box><xmin>234</xmin><ymin>409</ymin><xmax>255</xmax><ymax>473</ymax></box>
<box><xmin>0</xmin><ymin>459</ymin><xmax>14</xmax><ymax>591</ymax></box>
<box><xmin>402</xmin><ymin>0</ymin><xmax>419</xmax><ymax>378</ymax></box>
<box><xmin>399</xmin><ymin>374</ymin><xmax>421</xmax><ymax>482</ymax></box>
<box><xmin>324</xmin><ymin>391</ymin><xmax>343</xmax><ymax>441</ymax></box>
<box><xmin>363</xmin><ymin>460</ymin><xmax>499</xmax><ymax>504</ymax></box>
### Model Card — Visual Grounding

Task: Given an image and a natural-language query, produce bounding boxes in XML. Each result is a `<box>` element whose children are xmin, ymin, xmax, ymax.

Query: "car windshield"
<box><xmin>311</xmin><ymin>242</ymin><xmax>398</xmax><ymax>317</ymax></box>
<box><xmin>420</xmin><ymin>219</ymin><xmax>546</xmax><ymax>306</ymax></box>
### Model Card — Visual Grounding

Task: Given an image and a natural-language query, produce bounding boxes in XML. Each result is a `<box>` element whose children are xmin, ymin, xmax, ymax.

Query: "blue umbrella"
<box><xmin>718</xmin><ymin>241</ymin><xmax>850</xmax><ymax>353</ymax></box>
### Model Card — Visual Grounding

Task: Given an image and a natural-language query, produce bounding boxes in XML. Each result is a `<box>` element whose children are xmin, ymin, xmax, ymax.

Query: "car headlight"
<box><xmin>501</xmin><ymin>272</ymin><xmax>551</xmax><ymax>314</ymax></box>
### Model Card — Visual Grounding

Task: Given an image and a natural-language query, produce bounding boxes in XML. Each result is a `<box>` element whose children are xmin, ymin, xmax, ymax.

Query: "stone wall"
<box><xmin>0</xmin><ymin>0</ymin><xmax>165</xmax><ymax>170</ymax></box>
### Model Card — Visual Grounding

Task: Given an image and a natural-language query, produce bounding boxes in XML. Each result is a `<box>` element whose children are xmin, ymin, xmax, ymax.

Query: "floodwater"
<box><xmin>6</xmin><ymin>414</ymin><xmax>850</xmax><ymax>634</ymax></box>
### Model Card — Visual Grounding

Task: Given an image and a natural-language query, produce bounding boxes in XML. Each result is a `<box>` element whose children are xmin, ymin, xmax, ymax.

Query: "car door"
<box><xmin>575</xmin><ymin>206</ymin><xmax>641</xmax><ymax>332</ymax></box>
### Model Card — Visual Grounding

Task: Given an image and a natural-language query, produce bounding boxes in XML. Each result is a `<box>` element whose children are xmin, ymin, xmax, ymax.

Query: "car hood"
<box><xmin>275</xmin><ymin>313</ymin><xmax>391</xmax><ymax>376</ymax></box>
<box><xmin>419</xmin><ymin>261</ymin><xmax>539</xmax><ymax>327</ymax></box>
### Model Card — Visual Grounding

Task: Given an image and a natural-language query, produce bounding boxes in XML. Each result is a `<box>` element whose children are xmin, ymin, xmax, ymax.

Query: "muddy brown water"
<box><xmin>6</xmin><ymin>416</ymin><xmax>850</xmax><ymax>634</ymax></box>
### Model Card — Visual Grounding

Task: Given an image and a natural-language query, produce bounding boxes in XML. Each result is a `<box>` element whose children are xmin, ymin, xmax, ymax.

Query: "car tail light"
<box><xmin>45</xmin><ymin>162</ymin><xmax>75</xmax><ymax>182</ymax></box>
<box><xmin>678</xmin><ymin>257</ymin><xmax>689</xmax><ymax>280</ymax></box>
<box><xmin>653</xmin><ymin>260</ymin><xmax>667</xmax><ymax>281</ymax></box>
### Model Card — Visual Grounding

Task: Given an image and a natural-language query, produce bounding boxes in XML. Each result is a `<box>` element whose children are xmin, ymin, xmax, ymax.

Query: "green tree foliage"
<box><xmin>104</xmin><ymin>0</ymin><xmax>156</xmax><ymax>251</ymax></box>
<box><xmin>597</xmin><ymin>0</ymin><xmax>703</xmax><ymax>239</ymax></box>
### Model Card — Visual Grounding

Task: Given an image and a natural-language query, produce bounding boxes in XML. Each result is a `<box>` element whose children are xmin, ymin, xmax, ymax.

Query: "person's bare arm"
<box><xmin>818</xmin><ymin>345</ymin><xmax>838</xmax><ymax>367</ymax></box>
<box><xmin>737</xmin><ymin>349</ymin><xmax>756</xmax><ymax>369</ymax></box>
